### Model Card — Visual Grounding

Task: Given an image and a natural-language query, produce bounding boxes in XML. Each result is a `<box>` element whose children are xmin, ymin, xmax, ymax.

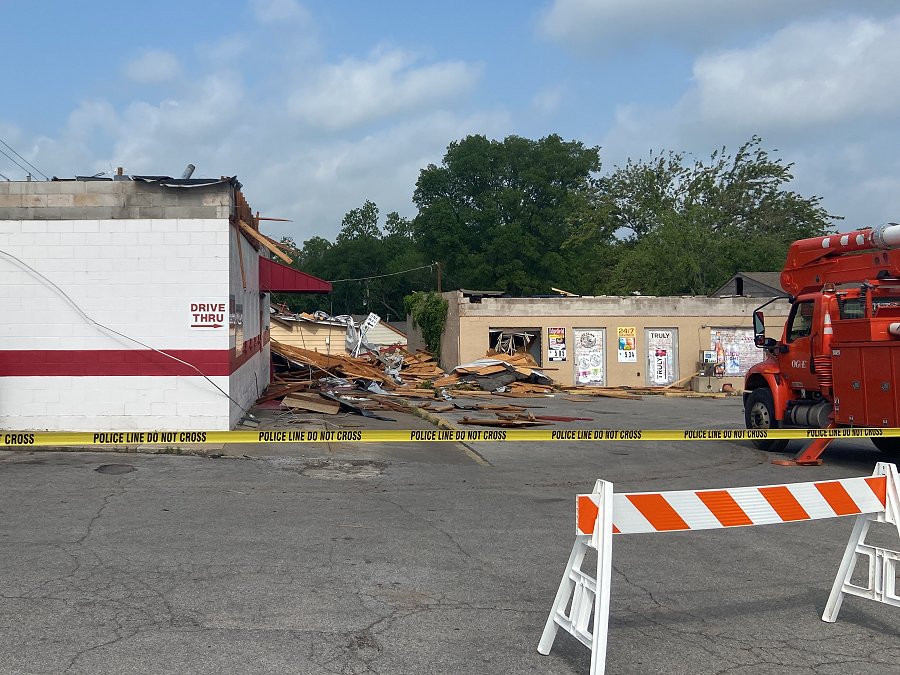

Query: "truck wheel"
<box><xmin>744</xmin><ymin>388</ymin><xmax>789</xmax><ymax>452</ymax></box>
<box><xmin>871</xmin><ymin>437</ymin><xmax>900</xmax><ymax>455</ymax></box>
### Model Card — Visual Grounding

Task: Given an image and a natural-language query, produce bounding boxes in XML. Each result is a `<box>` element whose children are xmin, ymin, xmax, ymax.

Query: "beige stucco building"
<box><xmin>439</xmin><ymin>291</ymin><xmax>790</xmax><ymax>391</ymax></box>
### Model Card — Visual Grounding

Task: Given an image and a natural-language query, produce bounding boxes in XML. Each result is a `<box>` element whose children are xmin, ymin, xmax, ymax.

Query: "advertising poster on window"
<box><xmin>617</xmin><ymin>327</ymin><xmax>637</xmax><ymax>362</ymax></box>
<box><xmin>646</xmin><ymin>329</ymin><xmax>675</xmax><ymax>385</ymax></box>
<box><xmin>548</xmin><ymin>327</ymin><xmax>567</xmax><ymax>362</ymax></box>
<box><xmin>710</xmin><ymin>328</ymin><xmax>760</xmax><ymax>376</ymax></box>
<box><xmin>574</xmin><ymin>329</ymin><xmax>605</xmax><ymax>386</ymax></box>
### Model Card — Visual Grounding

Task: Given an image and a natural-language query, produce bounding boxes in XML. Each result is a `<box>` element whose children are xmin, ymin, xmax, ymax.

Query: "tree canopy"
<box><xmin>277</xmin><ymin>134</ymin><xmax>835</xmax><ymax>317</ymax></box>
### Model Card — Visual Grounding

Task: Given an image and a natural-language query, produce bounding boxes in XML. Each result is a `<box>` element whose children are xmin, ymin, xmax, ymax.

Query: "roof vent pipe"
<box><xmin>181</xmin><ymin>163</ymin><xmax>196</xmax><ymax>179</ymax></box>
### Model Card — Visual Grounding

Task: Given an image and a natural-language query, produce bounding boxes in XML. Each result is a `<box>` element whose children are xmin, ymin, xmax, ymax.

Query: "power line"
<box><xmin>328</xmin><ymin>262</ymin><xmax>435</xmax><ymax>284</ymax></box>
<box><xmin>0</xmin><ymin>136</ymin><xmax>49</xmax><ymax>180</ymax></box>
<box><xmin>0</xmin><ymin>147</ymin><xmax>33</xmax><ymax>177</ymax></box>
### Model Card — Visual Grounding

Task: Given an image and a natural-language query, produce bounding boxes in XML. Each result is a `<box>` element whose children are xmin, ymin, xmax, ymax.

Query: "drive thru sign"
<box><xmin>190</xmin><ymin>302</ymin><xmax>226</xmax><ymax>329</ymax></box>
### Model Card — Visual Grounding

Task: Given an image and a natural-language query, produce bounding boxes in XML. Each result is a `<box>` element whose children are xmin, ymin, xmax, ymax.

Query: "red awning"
<box><xmin>258</xmin><ymin>258</ymin><xmax>332</xmax><ymax>293</ymax></box>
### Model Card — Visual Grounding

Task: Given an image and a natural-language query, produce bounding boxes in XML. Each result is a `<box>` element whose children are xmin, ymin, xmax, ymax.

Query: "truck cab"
<box><xmin>743</xmin><ymin>222</ymin><xmax>900</xmax><ymax>457</ymax></box>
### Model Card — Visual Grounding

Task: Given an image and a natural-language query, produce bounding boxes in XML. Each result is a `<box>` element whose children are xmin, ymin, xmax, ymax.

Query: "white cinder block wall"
<box><xmin>0</xmin><ymin>178</ymin><xmax>274</xmax><ymax>431</ymax></box>
<box><xmin>227</xmin><ymin>228</ymin><xmax>270</xmax><ymax>428</ymax></box>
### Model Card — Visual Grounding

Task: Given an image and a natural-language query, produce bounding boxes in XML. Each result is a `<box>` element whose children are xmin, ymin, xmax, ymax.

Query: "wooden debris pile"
<box><xmin>434</xmin><ymin>350</ymin><xmax>554</xmax><ymax>391</ymax></box>
<box><xmin>271</xmin><ymin>340</ymin><xmax>444</xmax><ymax>389</ymax></box>
<box><xmin>261</xmin><ymin>342</ymin><xmax>725</xmax><ymax>425</ymax></box>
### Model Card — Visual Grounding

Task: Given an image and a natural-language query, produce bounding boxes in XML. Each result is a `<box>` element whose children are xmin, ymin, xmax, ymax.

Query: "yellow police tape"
<box><xmin>2</xmin><ymin>427</ymin><xmax>900</xmax><ymax>448</ymax></box>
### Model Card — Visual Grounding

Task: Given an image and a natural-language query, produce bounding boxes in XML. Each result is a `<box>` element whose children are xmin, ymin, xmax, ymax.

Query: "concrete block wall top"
<box><xmin>452</xmin><ymin>292</ymin><xmax>782</xmax><ymax>318</ymax></box>
<box><xmin>0</xmin><ymin>179</ymin><xmax>234</xmax><ymax>221</ymax></box>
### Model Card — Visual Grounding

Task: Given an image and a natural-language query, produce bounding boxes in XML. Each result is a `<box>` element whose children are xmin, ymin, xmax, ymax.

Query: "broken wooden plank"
<box><xmin>237</xmin><ymin>219</ymin><xmax>293</xmax><ymax>264</ymax></box>
<box><xmin>662</xmin><ymin>391</ymin><xmax>726</xmax><ymax>399</ymax></box>
<box><xmin>664</xmin><ymin>371</ymin><xmax>701</xmax><ymax>389</ymax></box>
<box><xmin>281</xmin><ymin>394</ymin><xmax>341</xmax><ymax>414</ymax></box>
<box><xmin>256</xmin><ymin>381</ymin><xmax>313</xmax><ymax>403</ymax></box>
<box><xmin>534</xmin><ymin>415</ymin><xmax>594</xmax><ymax>422</ymax></box>
<box><xmin>457</xmin><ymin>417</ymin><xmax>550</xmax><ymax>428</ymax></box>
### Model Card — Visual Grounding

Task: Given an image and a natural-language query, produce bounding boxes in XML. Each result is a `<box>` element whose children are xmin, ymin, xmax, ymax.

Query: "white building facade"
<box><xmin>0</xmin><ymin>175</ymin><xmax>329</xmax><ymax>431</ymax></box>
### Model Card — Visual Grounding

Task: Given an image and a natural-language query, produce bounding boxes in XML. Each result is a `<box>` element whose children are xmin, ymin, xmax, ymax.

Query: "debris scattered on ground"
<box><xmin>457</xmin><ymin>416</ymin><xmax>551</xmax><ymax>428</ymax></box>
<box><xmin>259</xmin><ymin>340</ymin><xmax>718</xmax><ymax>427</ymax></box>
<box><xmin>434</xmin><ymin>351</ymin><xmax>553</xmax><ymax>390</ymax></box>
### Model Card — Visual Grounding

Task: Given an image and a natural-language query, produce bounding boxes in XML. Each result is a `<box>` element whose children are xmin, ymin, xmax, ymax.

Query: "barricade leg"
<box><xmin>590</xmin><ymin>482</ymin><xmax>613</xmax><ymax>675</ymax></box>
<box><xmin>537</xmin><ymin>539</ymin><xmax>591</xmax><ymax>655</ymax></box>
<box><xmin>823</xmin><ymin>462</ymin><xmax>900</xmax><ymax>622</ymax></box>
<box><xmin>538</xmin><ymin>480</ymin><xmax>613</xmax><ymax>675</ymax></box>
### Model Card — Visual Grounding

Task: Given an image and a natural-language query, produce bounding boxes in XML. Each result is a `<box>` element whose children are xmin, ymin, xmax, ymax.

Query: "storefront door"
<box><xmin>573</xmin><ymin>328</ymin><xmax>606</xmax><ymax>386</ymax></box>
<box><xmin>645</xmin><ymin>328</ymin><xmax>678</xmax><ymax>386</ymax></box>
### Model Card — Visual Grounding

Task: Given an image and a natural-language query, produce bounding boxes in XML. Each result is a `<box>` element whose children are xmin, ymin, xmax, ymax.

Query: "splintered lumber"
<box><xmin>256</xmin><ymin>381</ymin><xmax>314</xmax><ymax>403</ymax></box>
<box><xmin>394</xmin><ymin>389</ymin><xmax>439</xmax><ymax>399</ymax></box>
<box><xmin>496</xmin><ymin>412</ymin><xmax>536</xmax><ymax>421</ymax></box>
<box><xmin>433</xmin><ymin>374</ymin><xmax>460</xmax><ymax>387</ymax></box>
<box><xmin>664</xmin><ymin>371</ymin><xmax>700</xmax><ymax>389</ymax></box>
<box><xmin>272</xmin><ymin>340</ymin><xmax>392</xmax><ymax>385</ymax></box>
<box><xmin>588</xmin><ymin>390</ymin><xmax>643</xmax><ymax>401</ymax></box>
<box><xmin>281</xmin><ymin>394</ymin><xmax>341</xmax><ymax>414</ymax></box>
<box><xmin>507</xmin><ymin>382</ymin><xmax>553</xmax><ymax>394</ymax></box>
<box><xmin>663</xmin><ymin>391</ymin><xmax>726</xmax><ymax>399</ymax></box>
<box><xmin>475</xmin><ymin>403</ymin><xmax>529</xmax><ymax>412</ymax></box>
<box><xmin>457</xmin><ymin>417</ymin><xmax>550</xmax><ymax>428</ymax></box>
<box><xmin>559</xmin><ymin>386</ymin><xmax>643</xmax><ymax>400</ymax></box>
<box><xmin>454</xmin><ymin>364</ymin><xmax>509</xmax><ymax>376</ymax></box>
<box><xmin>367</xmin><ymin>396</ymin><xmax>416</xmax><ymax>414</ymax></box>
<box><xmin>493</xmin><ymin>391</ymin><xmax>551</xmax><ymax>399</ymax></box>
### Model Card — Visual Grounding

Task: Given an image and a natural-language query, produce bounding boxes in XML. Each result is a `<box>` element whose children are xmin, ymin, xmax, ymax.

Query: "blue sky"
<box><xmin>3</xmin><ymin>0</ymin><xmax>900</xmax><ymax>244</ymax></box>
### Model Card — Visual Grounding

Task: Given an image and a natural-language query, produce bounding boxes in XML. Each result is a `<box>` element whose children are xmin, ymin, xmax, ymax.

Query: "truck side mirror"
<box><xmin>753</xmin><ymin>310</ymin><xmax>766</xmax><ymax>347</ymax></box>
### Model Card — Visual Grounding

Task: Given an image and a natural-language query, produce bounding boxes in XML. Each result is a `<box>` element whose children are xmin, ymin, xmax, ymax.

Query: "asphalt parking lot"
<box><xmin>1</xmin><ymin>394</ymin><xmax>898</xmax><ymax>674</ymax></box>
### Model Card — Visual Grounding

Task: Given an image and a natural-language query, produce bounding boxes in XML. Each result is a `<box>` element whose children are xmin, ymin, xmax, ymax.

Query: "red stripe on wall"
<box><xmin>1</xmin><ymin>335</ymin><xmax>268</xmax><ymax>377</ymax></box>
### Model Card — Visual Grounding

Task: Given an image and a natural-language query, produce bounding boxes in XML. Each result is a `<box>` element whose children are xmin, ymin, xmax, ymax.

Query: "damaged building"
<box><xmin>0</xmin><ymin>172</ymin><xmax>330</xmax><ymax>431</ymax></box>
<box><xmin>440</xmin><ymin>290</ymin><xmax>790</xmax><ymax>392</ymax></box>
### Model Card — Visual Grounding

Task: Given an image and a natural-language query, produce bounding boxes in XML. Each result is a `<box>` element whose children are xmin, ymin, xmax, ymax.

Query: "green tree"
<box><xmin>403</xmin><ymin>290</ymin><xmax>448</xmax><ymax>355</ymax></box>
<box><xmin>571</xmin><ymin>137</ymin><xmax>836</xmax><ymax>296</ymax></box>
<box><xmin>413</xmin><ymin>134</ymin><xmax>601</xmax><ymax>295</ymax></box>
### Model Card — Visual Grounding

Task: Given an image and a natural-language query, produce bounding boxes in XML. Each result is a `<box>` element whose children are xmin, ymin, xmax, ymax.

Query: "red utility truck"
<box><xmin>744</xmin><ymin>222</ymin><xmax>900</xmax><ymax>462</ymax></box>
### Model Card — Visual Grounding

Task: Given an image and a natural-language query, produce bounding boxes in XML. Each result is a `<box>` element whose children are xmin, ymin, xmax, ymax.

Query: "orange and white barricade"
<box><xmin>538</xmin><ymin>462</ymin><xmax>900</xmax><ymax>674</ymax></box>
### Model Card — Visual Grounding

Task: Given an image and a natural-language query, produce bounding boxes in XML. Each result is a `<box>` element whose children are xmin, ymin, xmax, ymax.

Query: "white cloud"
<box><xmin>250</xmin><ymin>0</ymin><xmax>311</xmax><ymax>25</ymax></box>
<box><xmin>539</xmin><ymin>0</ymin><xmax>898</xmax><ymax>53</ymax></box>
<box><xmin>287</xmin><ymin>47</ymin><xmax>482</xmax><ymax>131</ymax></box>
<box><xmin>122</xmin><ymin>50</ymin><xmax>181</xmax><ymax>83</ymax></box>
<box><xmin>532</xmin><ymin>84</ymin><xmax>566</xmax><ymax>116</ymax></box>
<box><xmin>599</xmin><ymin>13</ymin><xmax>900</xmax><ymax>230</ymax></box>
<box><xmin>693</xmin><ymin>16</ymin><xmax>900</xmax><ymax>129</ymax></box>
<box><xmin>247</xmin><ymin>109</ymin><xmax>510</xmax><ymax>243</ymax></box>
<box><xmin>20</xmin><ymin>39</ymin><xmax>496</xmax><ymax>243</ymax></box>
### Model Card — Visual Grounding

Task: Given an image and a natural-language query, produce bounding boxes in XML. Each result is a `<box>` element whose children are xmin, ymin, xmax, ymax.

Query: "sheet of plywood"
<box><xmin>281</xmin><ymin>394</ymin><xmax>341</xmax><ymax>414</ymax></box>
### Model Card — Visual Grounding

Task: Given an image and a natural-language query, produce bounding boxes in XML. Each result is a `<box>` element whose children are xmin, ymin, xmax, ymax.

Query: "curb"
<box><xmin>397</xmin><ymin>400</ymin><xmax>492</xmax><ymax>466</ymax></box>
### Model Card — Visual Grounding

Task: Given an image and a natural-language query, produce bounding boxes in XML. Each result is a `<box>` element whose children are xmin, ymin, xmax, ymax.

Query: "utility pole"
<box><xmin>435</xmin><ymin>262</ymin><xmax>442</xmax><ymax>293</ymax></box>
